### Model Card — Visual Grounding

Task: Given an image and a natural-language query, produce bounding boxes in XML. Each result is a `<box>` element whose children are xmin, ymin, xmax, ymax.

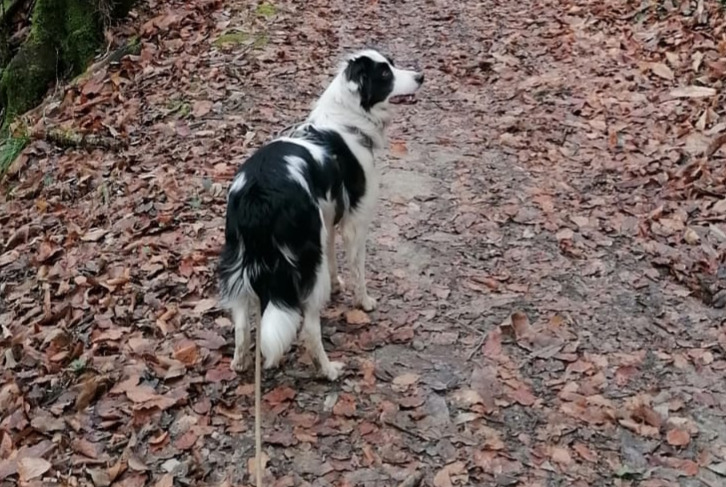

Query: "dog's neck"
<box><xmin>306</xmin><ymin>74</ymin><xmax>388</xmax><ymax>151</ymax></box>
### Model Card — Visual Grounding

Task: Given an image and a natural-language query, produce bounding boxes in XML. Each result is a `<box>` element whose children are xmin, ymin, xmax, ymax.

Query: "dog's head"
<box><xmin>343</xmin><ymin>49</ymin><xmax>424</xmax><ymax>112</ymax></box>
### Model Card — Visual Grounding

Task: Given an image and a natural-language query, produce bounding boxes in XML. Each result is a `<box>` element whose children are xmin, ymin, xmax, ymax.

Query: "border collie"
<box><xmin>218</xmin><ymin>49</ymin><xmax>424</xmax><ymax>380</ymax></box>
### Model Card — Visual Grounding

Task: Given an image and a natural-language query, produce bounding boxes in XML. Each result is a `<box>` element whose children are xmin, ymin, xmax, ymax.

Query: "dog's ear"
<box><xmin>345</xmin><ymin>57</ymin><xmax>373</xmax><ymax>111</ymax></box>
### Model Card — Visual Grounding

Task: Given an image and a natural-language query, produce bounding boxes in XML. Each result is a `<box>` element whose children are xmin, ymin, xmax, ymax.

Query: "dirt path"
<box><xmin>1</xmin><ymin>0</ymin><xmax>726</xmax><ymax>485</ymax></box>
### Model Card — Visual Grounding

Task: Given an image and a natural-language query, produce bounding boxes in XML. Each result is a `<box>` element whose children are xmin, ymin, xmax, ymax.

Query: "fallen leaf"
<box><xmin>128</xmin><ymin>455</ymin><xmax>148</xmax><ymax>472</ymax></box>
<box><xmin>707</xmin><ymin>461</ymin><xmax>726</xmax><ymax>476</ymax></box>
<box><xmin>573</xmin><ymin>442</ymin><xmax>598</xmax><ymax>462</ymax></box>
<box><xmin>154</xmin><ymin>474</ymin><xmax>174</xmax><ymax>487</ymax></box>
<box><xmin>508</xmin><ymin>386</ymin><xmax>536</xmax><ymax>406</ymax></box>
<box><xmin>669</xmin><ymin>86</ymin><xmax>717</xmax><ymax>98</ymax></box>
<box><xmin>556</xmin><ymin>228</ymin><xmax>574</xmax><ymax>240</ymax></box>
<box><xmin>173</xmin><ymin>340</ymin><xmax>198</xmax><ymax>366</ymax></box>
<box><xmin>81</xmin><ymin>228</ymin><xmax>108</xmax><ymax>242</ymax></box>
<box><xmin>332</xmin><ymin>393</ymin><xmax>357</xmax><ymax>417</ymax></box>
<box><xmin>30</xmin><ymin>414</ymin><xmax>65</xmax><ymax>433</ymax></box>
<box><xmin>390</xmin><ymin>140</ymin><xmax>407</xmax><ymax>157</ymax></box>
<box><xmin>88</xmin><ymin>468</ymin><xmax>111</xmax><ymax>487</ymax></box>
<box><xmin>76</xmin><ymin>375</ymin><xmax>108</xmax><ymax>410</ymax></box>
<box><xmin>650</xmin><ymin>62</ymin><xmax>674</xmax><ymax>80</ymax></box>
<box><xmin>126</xmin><ymin>386</ymin><xmax>159</xmax><ymax>403</ymax></box>
<box><xmin>17</xmin><ymin>457</ymin><xmax>51</xmax><ymax>482</ymax></box>
<box><xmin>482</xmin><ymin>327</ymin><xmax>502</xmax><ymax>358</ymax></box>
<box><xmin>433</xmin><ymin>461</ymin><xmax>467</xmax><ymax>487</ymax></box>
<box><xmin>205</xmin><ymin>363</ymin><xmax>237</xmax><ymax>383</ymax></box>
<box><xmin>511</xmin><ymin>311</ymin><xmax>531</xmax><ymax>339</ymax></box>
<box><xmin>191</xmin><ymin>298</ymin><xmax>217</xmax><ymax>314</ymax></box>
<box><xmin>0</xmin><ymin>250</ymin><xmax>20</xmax><ymax>267</ymax></box>
<box><xmin>345</xmin><ymin>309</ymin><xmax>370</xmax><ymax>325</ymax></box>
<box><xmin>550</xmin><ymin>446</ymin><xmax>573</xmax><ymax>466</ymax></box>
<box><xmin>666</xmin><ymin>428</ymin><xmax>690</xmax><ymax>446</ymax></box>
<box><xmin>71</xmin><ymin>438</ymin><xmax>102</xmax><ymax>459</ymax></box>
<box><xmin>192</xmin><ymin>100</ymin><xmax>213</xmax><ymax>117</ymax></box>
<box><xmin>247</xmin><ymin>452</ymin><xmax>269</xmax><ymax>479</ymax></box>
<box><xmin>392</xmin><ymin>373</ymin><xmax>420</xmax><ymax>387</ymax></box>
<box><xmin>264</xmin><ymin>386</ymin><xmax>296</xmax><ymax>406</ymax></box>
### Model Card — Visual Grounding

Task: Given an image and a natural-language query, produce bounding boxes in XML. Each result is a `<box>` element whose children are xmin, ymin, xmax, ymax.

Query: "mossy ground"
<box><xmin>0</xmin><ymin>134</ymin><xmax>29</xmax><ymax>176</ymax></box>
<box><xmin>255</xmin><ymin>2</ymin><xmax>277</xmax><ymax>18</ymax></box>
<box><xmin>213</xmin><ymin>30</ymin><xmax>269</xmax><ymax>49</ymax></box>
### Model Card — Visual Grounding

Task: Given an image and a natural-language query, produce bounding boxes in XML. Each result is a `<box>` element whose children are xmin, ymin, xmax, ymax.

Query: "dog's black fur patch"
<box><xmin>345</xmin><ymin>56</ymin><xmax>395</xmax><ymax>112</ymax></box>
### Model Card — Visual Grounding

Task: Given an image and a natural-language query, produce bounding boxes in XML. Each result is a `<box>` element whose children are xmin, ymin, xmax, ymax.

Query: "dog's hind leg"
<box><xmin>302</xmin><ymin>243</ymin><xmax>343</xmax><ymax>380</ymax></box>
<box><xmin>230</xmin><ymin>296</ymin><xmax>252</xmax><ymax>372</ymax></box>
<box><xmin>342</xmin><ymin>217</ymin><xmax>377</xmax><ymax>311</ymax></box>
<box><xmin>302</xmin><ymin>305</ymin><xmax>343</xmax><ymax>380</ymax></box>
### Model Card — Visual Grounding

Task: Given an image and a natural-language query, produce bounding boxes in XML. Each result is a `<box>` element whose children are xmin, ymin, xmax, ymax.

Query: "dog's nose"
<box><xmin>415</xmin><ymin>73</ymin><xmax>424</xmax><ymax>85</ymax></box>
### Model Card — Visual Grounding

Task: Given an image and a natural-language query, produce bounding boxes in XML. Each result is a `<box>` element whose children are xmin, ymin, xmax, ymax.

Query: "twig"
<box><xmin>457</xmin><ymin>318</ymin><xmax>486</xmax><ymax>336</ymax></box>
<box><xmin>706</xmin><ymin>133</ymin><xmax>726</xmax><ymax>159</ymax></box>
<box><xmin>382</xmin><ymin>419</ymin><xmax>431</xmax><ymax>442</ymax></box>
<box><xmin>467</xmin><ymin>334</ymin><xmax>487</xmax><ymax>361</ymax></box>
<box><xmin>397</xmin><ymin>471</ymin><xmax>423</xmax><ymax>487</ymax></box>
<box><xmin>619</xmin><ymin>4</ymin><xmax>650</xmax><ymax>21</ymax></box>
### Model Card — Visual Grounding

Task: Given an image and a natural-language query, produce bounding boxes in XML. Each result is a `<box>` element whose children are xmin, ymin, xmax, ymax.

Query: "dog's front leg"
<box><xmin>343</xmin><ymin>218</ymin><xmax>376</xmax><ymax>311</ymax></box>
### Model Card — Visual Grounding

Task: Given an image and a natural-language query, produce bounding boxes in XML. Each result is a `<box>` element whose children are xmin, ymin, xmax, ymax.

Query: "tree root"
<box><xmin>31</xmin><ymin>127</ymin><xmax>124</xmax><ymax>150</ymax></box>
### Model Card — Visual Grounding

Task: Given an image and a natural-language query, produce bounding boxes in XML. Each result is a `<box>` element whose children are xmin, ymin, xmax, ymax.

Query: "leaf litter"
<box><xmin>1</xmin><ymin>0</ymin><xmax>726</xmax><ymax>485</ymax></box>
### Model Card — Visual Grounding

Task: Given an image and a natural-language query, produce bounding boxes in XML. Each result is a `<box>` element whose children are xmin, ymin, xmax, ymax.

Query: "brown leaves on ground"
<box><xmin>2</xmin><ymin>0</ymin><xmax>726</xmax><ymax>485</ymax></box>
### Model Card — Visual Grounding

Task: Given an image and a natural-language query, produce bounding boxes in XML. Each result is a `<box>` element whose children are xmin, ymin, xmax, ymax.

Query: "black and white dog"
<box><xmin>218</xmin><ymin>49</ymin><xmax>424</xmax><ymax>380</ymax></box>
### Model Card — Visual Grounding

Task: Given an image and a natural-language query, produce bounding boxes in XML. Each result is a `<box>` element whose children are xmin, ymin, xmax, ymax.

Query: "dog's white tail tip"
<box><xmin>260</xmin><ymin>304</ymin><xmax>300</xmax><ymax>367</ymax></box>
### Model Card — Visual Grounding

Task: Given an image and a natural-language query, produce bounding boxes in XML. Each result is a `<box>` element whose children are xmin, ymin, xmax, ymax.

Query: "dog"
<box><xmin>218</xmin><ymin>49</ymin><xmax>424</xmax><ymax>380</ymax></box>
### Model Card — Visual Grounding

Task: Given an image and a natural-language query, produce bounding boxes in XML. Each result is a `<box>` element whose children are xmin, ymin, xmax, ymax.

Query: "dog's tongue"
<box><xmin>389</xmin><ymin>94</ymin><xmax>417</xmax><ymax>105</ymax></box>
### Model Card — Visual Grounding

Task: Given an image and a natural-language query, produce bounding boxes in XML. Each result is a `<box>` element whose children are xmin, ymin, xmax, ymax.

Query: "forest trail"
<box><xmin>1</xmin><ymin>0</ymin><xmax>725</xmax><ymax>485</ymax></box>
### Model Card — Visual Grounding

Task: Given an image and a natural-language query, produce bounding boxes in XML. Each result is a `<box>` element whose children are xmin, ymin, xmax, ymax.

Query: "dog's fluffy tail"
<box><xmin>260</xmin><ymin>303</ymin><xmax>300</xmax><ymax>368</ymax></box>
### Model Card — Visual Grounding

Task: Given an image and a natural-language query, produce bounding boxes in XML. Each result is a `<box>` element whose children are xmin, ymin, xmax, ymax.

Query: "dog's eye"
<box><xmin>381</xmin><ymin>70</ymin><xmax>392</xmax><ymax>79</ymax></box>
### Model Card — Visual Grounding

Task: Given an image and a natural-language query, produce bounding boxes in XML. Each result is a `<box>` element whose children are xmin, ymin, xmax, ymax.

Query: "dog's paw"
<box><xmin>357</xmin><ymin>295</ymin><xmax>377</xmax><ymax>312</ymax></box>
<box><xmin>331</xmin><ymin>275</ymin><xmax>345</xmax><ymax>294</ymax></box>
<box><xmin>230</xmin><ymin>354</ymin><xmax>249</xmax><ymax>373</ymax></box>
<box><xmin>322</xmin><ymin>361</ymin><xmax>345</xmax><ymax>381</ymax></box>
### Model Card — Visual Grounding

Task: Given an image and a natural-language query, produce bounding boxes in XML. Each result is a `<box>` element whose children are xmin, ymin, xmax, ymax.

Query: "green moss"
<box><xmin>0</xmin><ymin>29</ymin><xmax>9</xmax><ymax>69</ymax></box>
<box><xmin>30</xmin><ymin>0</ymin><xmax>66</xmax><ymax>45</ymax></box>
<box><xmin>255</xmin><ymin>2</ymin><xmax>277</xmax><ymax>18</ymax></box>
<box><xmin>62</xmin><ymin>0</ymin><xmax>103</xmax><ymax>73</ymax></box>
<box><xmin>213</xmin><ymin>31</ymin><xmax>269</xmax><ymax>49</ymax></box>
<box><xmin>166</xmin><ymin>99</ymin><xmax>191</xmax><ymax>117</ymax></box>
<box><xmin>0</xmin><ymin>40</ymin><xmax>58</xmax><ymax>123</ymax></box>
<box><xmin>0</xmin><ymin>134</ymin><xmax>29</xmax><ymax>177</ymax></box>
<box><xmin>213</xmin><ymin>31</ymin><xmax>251</xmax><ymax>47</ymax></box>
<box><xmin>253</xmin><ymin>33</ymin><xmax>269</xmax><ymax>48</ymax></box>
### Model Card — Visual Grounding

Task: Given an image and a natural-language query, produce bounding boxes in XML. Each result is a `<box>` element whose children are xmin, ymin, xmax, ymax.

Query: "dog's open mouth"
<box><xmin>389</xmin><ymin>94</ymin><xmax>417</xmax><ymax>105</ymax></box>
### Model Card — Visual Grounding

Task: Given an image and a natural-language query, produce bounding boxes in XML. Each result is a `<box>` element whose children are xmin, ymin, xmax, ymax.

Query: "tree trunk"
<box><xmin>0</xmin><ymin>0</ymin><xmax>137</xmax><ymax>129</ymax></box>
